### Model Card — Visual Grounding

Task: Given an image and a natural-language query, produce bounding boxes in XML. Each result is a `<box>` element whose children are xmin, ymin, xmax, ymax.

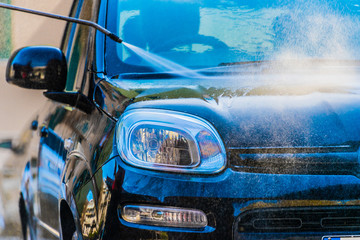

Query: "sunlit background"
<box><xmin>0</xmin><ymin>0</ymin><xmax>72</xmax><ymax>137</ymax></box>
<box><xmin>0</xmin><ymin>0</ymin><xmax>71</xmax><ymax>238</ymax></box>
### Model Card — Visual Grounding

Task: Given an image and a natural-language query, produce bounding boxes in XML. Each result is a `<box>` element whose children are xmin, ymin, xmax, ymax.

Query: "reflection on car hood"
<box><xmin>126</xmin><ymin>92</ymin><xmax>360</xmax><ymax>149</ymax></box>
<box><xmin>104</xmin><ymin>64</ymin><xmax>360</xmax><ymax>150</ymax></box>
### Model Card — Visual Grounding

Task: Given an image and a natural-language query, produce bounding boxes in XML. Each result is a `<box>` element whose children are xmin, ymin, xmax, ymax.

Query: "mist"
<box><xmin>271</xmin><ymin>0</ymin><xmax>360</xmax><ymax>61</ymax></box>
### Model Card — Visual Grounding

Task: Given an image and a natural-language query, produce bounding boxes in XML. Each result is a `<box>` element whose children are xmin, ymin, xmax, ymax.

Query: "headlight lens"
<box><xmin>116</xmin><ymin>109</ymin><xmax>226</xmax><ymax>174</ymax></box>
<box><xmin>130</xmin><ymin>125</ymin><xmax>199</xmax><ymax>167</ymax></box>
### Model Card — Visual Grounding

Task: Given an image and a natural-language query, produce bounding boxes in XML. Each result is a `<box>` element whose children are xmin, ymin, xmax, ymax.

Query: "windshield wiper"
<box><xmin>115</xmin><ymin>72</ymin><xmax>188</xmax><ymax>80</ymax></box>
<box><xmin>219</xmin><ymin>59</ymin><xmax>360</xmax><ymax>66</ymax></box>
<box><xmin>218</xmin><ymin>60</ymin><xmax>267</xmax><ymax>66</ymax></box>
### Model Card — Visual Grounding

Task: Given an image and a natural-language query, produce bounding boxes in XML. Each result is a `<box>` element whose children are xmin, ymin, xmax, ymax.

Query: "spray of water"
<box><xmin>122</xmin><ymin>42</ymin><xmax>204</xmax><ymax>78</ymax></box>
<box><xmin>272</xmin><ymin>0</ymin><xmax>360</xmax><ymax>62</ymax></box>
<box><xmin>253</xmin><ymin>0</ymin><xmax>360</xmax><ymax>91</ymax></box>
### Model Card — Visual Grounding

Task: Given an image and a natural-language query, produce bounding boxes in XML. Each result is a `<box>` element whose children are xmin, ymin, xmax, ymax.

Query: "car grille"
<box><xmin>229</xmin><ymin>146</ymin><xmax>360</xmax><ymax>175</ymax></box>
<box><xmin>237</xmin><ymin>207</ymin><xmax>360</xmax><ymax>233</ymax></box>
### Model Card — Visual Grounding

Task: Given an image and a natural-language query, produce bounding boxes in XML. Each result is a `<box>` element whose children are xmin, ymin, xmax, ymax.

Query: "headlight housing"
<box><xmin>116</xmin><ymin>109</ymin><xmax>226</xmax><ymax>174</ymax></box>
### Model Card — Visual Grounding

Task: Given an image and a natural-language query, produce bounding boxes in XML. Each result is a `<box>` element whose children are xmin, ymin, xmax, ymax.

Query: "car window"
<box><xmin>60</xmin><ymin>0</ymin><xmax>80</xmax><ymax>57</ymax></box>
<box><xmin>63</xmin><ymin>0</ymin><xmax>94</xmax><ymax>92</ymax></box>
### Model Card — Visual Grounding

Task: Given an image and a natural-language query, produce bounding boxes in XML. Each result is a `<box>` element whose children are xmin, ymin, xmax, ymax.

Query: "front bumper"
<box><xmin>97</xmin><ymin>157</ymin><xmax>360</xmax><ymax>239</ymax></box>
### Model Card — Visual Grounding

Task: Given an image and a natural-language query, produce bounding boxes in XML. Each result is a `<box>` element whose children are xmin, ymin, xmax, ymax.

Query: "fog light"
<box><xmin>121</xmin><ymin>205</ymin><xmax>208</xmax><ymax>228</ymax></box>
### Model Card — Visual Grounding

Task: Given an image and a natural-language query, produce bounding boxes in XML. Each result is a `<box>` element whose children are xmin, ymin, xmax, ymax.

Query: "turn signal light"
<box><xmin>121</xmin><ymin>205</ymin><xmax>208</xmax><ymax>229</ymax></box>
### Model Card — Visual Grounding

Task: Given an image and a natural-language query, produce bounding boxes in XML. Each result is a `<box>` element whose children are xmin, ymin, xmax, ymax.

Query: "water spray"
<box><xmin>0</xmin><ymin>3</ymin><xmax>208</xmax><ymax>77</ymax></box>
<box><xmin>0</xmin><ymin>2</ymin><xmax>123</xmax><ymax>44</ymax></box>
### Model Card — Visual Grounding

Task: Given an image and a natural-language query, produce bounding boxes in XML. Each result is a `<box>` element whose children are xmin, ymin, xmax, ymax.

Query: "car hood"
<box><xmin>126</xmin><ymin>92</ymin><xmax>360</xmax><ymax>149</ymax></box>
<box><xmin>98</xmin><ymin>62</ymin><xmax>360</xmax><ymax>150</ymax></box>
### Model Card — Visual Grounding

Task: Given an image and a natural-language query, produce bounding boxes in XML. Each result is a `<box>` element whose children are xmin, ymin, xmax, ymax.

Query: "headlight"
<box><xmin>116</xmin><ymin>109</ymin><xmax>226</xmax><ymax>174</ymax></box>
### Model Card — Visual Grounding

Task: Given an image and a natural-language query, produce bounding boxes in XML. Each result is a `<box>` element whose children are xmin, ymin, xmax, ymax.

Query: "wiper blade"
<box><xmin>218</xmin><ymin>60</ymin><xmax>266</xmax><ymax>66</ymax></box>
<box><xmin>219</xmin><ymin>59</ymin><xmax>360</xmax><ymax>66</ymax></box>
<box><xmin>115</xmin><ymin>72</ymin><xmax>185</xmax><ymax>80</ymax></box>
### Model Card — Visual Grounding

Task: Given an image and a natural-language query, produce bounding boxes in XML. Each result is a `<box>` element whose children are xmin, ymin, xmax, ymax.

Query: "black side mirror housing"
<box><xmin>6</xmin><ymin>46</ymin><xmax>67</xmax><ymax>91</ymax></box>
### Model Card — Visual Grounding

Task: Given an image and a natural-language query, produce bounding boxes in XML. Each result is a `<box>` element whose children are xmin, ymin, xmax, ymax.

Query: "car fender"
<box><xmin>59</xmin><ymin>151</ymin><xmax>96</xmax><ymax>238</ymax></box>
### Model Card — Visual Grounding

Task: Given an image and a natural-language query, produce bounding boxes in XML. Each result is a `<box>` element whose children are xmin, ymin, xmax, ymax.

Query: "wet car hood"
<box><xmin>126</xmin><ymin>92</ymin><xmax>360</xmax><ymax>149</ymax></box>
<box><xmin>101</xmin><ymin>62</ymin><xmax>360</xmax><ymax>150</ymax></box>
<box><xmin>225</xmin><ymin>93</ymin><xmax>360</xmax><ymax>149</ymax></box>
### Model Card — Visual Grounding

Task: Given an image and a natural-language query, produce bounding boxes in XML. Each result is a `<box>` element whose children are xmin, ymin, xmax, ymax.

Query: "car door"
<box><xmin>37</xmin><ymin>105</ymin><xmax>67</xmax><ymax>236</ymax></box>
<box><xmin>35</xmin><ymin>0</ymin><xmax>99</xmax><ymax>236</ymax></box>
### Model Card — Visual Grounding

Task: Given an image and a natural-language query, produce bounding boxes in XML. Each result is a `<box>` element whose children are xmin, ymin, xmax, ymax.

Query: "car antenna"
<box><xmin>0</xmin><ymin>2</ymin><xmax>123</xmax><ymax>44</ymax></box>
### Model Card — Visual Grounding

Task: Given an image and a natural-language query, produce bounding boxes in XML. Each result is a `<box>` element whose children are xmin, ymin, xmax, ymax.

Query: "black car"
<box><xmin>3</xmin><ymin>0</ymin><xmax>360</xmax><ymax>239</ymax></box>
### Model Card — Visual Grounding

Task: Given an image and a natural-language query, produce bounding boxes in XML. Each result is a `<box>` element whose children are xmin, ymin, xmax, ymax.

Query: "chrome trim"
<box><xmin>228</xmin><ymin>145</ymin><xmax>356</xmax><ymax>154</ymax></box>
<box><xmin>228</xmin><ymin>145</ymin><xmax>352</xmax><ymax>150</ymax></box>
<box><xmin>37</xmin><ymin>219</ymin><xmax>60</xmax><ymax>238</ymax></box>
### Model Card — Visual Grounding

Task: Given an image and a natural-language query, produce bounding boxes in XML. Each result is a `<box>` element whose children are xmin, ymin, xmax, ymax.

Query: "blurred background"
<box><xmin>0</xmin><ymin>0</ymin><xmax>72</xmax><ymax>238</ymax></box>
<box><xmin>0</xmin><ymin>0</ymin><xmax>72</xmax><ymax>137</ymax></box>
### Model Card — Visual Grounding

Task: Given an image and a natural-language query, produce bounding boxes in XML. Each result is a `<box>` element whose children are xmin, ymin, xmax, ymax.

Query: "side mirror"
<box><xmin>6</xmin><ymin>46</ymin><xmax>67</xmax><ymax>91</ymax></box>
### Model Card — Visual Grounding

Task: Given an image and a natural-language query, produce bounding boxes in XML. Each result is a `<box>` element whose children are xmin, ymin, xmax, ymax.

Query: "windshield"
<box><xmin>106</xmin><ymin>0</ymin><xmax>360</xmax><ymax>75</ymax></box>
